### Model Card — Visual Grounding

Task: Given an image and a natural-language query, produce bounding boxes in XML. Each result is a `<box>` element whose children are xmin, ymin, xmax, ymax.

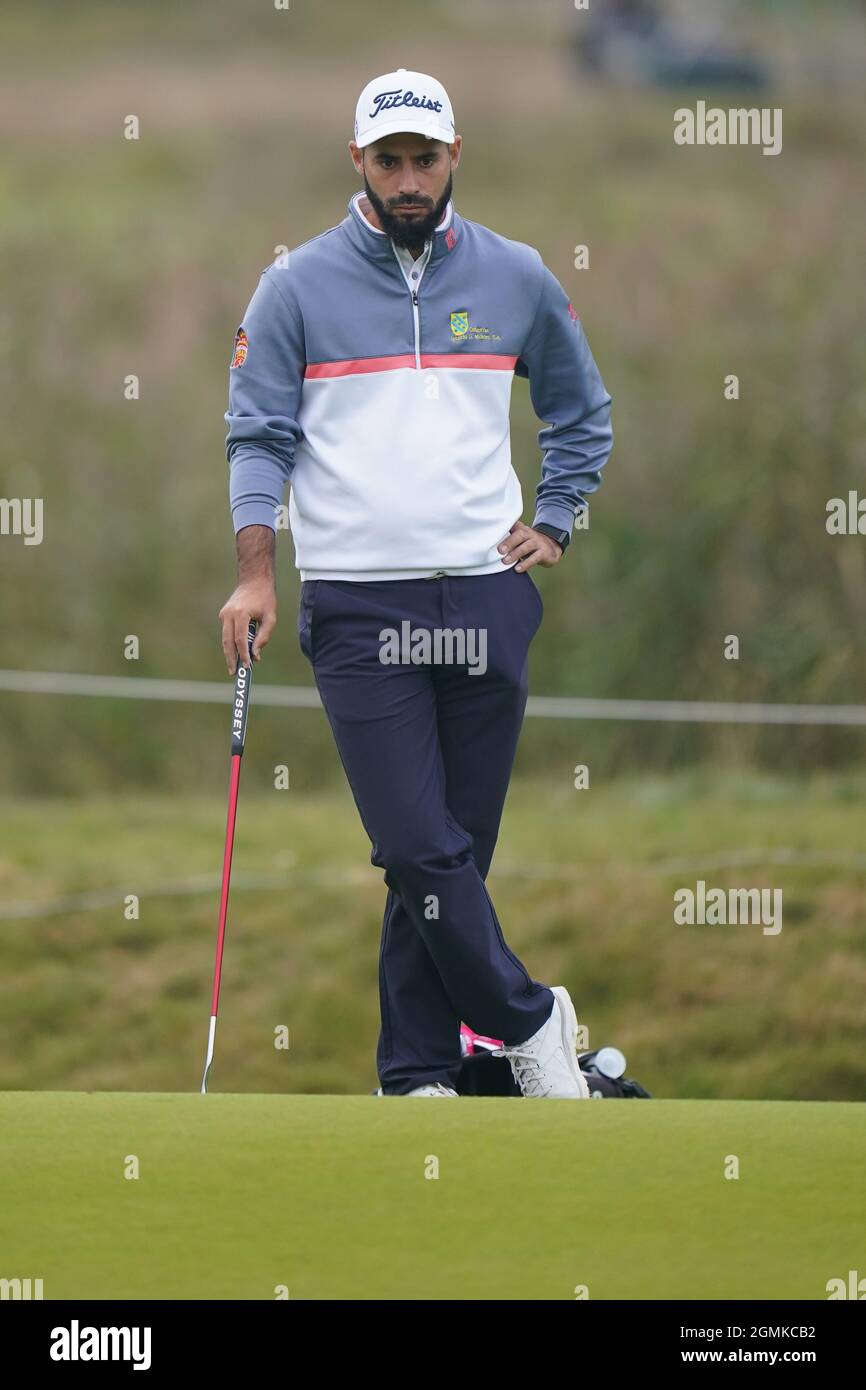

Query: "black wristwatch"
<box><xmin>533</xmin><ymin>523</ymin><xmax>570</xmax><ymax>554</ymax></box>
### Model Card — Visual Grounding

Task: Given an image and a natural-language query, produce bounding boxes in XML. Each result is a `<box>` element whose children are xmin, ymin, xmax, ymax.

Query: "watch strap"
<box><xmin>533</xmin><ymin>523</ymin><xmax>570</xmax><ymax>553</ymax></box>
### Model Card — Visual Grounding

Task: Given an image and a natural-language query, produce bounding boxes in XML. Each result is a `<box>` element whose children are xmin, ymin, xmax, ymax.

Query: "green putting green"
<box><xmin>1</xmin><ymin>1093</ymin><xmax>863</xmax><ymax>1301</ymax></box>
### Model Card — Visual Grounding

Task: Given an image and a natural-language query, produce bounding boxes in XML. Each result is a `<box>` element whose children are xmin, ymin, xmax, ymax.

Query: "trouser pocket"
<box><xmin>297</xmin><ymin>579</ymin><xmax>321</xmax><ymax>663</ymax></box>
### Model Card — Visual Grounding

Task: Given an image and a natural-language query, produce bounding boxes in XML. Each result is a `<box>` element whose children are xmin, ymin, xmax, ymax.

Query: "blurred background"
<box><xmin>1</xmin><ymin>0</ymin><xmax>864</xmax><ymax>1099</ymax></box>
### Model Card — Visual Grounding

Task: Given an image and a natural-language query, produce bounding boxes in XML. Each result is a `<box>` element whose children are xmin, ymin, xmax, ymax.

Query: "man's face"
<box><xmin>350</xmin><ymin>132</ymin><xmax>461</xmax><ymax>248</ymax></box>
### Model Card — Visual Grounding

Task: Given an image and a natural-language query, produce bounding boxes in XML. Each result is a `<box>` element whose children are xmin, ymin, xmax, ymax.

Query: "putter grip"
<box><xmin>230</xmin><ymin>619</ymin><xmax>258</xmax><ymax>755</ymax></box>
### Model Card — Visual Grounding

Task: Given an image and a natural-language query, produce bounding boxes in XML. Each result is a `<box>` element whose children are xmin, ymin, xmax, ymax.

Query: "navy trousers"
<box><xmin>298</xmin><ymin>564</ymin><xmax>555</xmax><ymax>1094</ymax></box>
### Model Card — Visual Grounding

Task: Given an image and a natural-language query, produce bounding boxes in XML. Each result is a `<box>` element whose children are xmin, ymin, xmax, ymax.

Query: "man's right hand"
<box><xmin>219</xmin><ymin>524</ymin><xmax>278</xmax><ymax>673</ymax></box>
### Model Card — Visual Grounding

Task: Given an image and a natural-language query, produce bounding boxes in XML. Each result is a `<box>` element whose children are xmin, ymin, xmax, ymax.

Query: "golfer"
<box><xmin>220</xmin><ymin>69</ymin><xmax>613</xmax><ymax>1099</ymax></box>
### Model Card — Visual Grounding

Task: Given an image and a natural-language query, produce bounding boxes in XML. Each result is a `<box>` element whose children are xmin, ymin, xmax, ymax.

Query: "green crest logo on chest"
<box><xmin>450</xmin><ymin>310</ymin><xmax>469</xmax><ymax>337</ymax></box>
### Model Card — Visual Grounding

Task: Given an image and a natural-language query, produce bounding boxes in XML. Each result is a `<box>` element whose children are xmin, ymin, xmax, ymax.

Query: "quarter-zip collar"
<box><xmin>344</xmin><ymin>191</ymin><xmax>461</xmax><ymax>269</ymax></box>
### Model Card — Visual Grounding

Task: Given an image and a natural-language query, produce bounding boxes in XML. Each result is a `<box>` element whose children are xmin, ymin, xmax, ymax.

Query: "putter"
<box><xmin>200</xmin><ymin>619</ymin><xmax>258</xmax><ymax>1094</ymax></box>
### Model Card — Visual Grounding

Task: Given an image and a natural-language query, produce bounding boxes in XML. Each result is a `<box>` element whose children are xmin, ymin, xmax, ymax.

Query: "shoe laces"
<box><xmin>492</xmin><ymin>1045</ymin><xmax>552</xmax><ymax>1098</ymax></box>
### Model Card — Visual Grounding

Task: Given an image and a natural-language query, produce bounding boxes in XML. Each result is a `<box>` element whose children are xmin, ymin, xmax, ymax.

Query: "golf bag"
<box><xmin>456</xmin><ymin>1047</ymin><xmax>651</xmax><ymax>1098</ymax></box>
<box><xmin>456</xmin><ymin>1025</ymin><xmax>651</xmax><ymax>1098</ymax></box>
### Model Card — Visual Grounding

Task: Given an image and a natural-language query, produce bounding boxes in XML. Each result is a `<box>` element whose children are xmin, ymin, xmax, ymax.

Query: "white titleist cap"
<box><xmin>354</xmin><ymin>68</ymin><xmax>456</xmax><ymax>149</ymax></box>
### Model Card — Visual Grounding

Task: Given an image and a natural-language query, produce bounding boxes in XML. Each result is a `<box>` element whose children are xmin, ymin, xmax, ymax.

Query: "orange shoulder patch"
<box><xmin>231</xmin><ymin>327</ymin><xmax>249</xmax><ymax>368</ymax></box>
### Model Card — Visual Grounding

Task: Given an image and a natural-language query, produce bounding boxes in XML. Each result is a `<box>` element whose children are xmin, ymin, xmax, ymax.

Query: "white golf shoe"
<box><xmin>374</xmin><ymin>1083</ymin><xmax>458</xmax><ymax>1097</ymax></box>
<box><xmin>405</xmin><ymin>1083</ymin><xmax>459</xmax><ymax>1097</ymax></box>
<box><xmin>492</xmin><ymin>986</ymin><xmax>591</xmax><ymax>1098</ymax></box>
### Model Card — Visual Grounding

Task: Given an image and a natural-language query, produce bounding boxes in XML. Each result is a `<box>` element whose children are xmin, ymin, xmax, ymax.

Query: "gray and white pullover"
<box><xmin>226</xmin><ymin>193</ymin><xmax>613</xmax><ymax>581</ymax></box>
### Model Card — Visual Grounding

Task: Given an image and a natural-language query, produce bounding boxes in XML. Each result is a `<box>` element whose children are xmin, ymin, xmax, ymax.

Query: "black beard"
<box><xmin>363</xmin><ymin>173</ymin><xmax>453</xmax><ymax>251</ymax></box>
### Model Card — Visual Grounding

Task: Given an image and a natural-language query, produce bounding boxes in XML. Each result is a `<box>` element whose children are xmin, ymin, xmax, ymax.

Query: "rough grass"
<box><xmin>1</xmin><ymin>772</ymin><xmax>864</xmax><ymax>1099</ymax></box>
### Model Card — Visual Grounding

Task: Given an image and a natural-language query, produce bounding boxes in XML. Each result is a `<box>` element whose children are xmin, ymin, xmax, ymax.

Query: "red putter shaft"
<box><xmin>201</xmin><ymin>620</ymin><xmax>258</xmax><ymax>1094</ymax></box>
<box><xmin>210</xmin><ymin>753</ymin><xmax>242</xmax><ymax>1018</ymax></box>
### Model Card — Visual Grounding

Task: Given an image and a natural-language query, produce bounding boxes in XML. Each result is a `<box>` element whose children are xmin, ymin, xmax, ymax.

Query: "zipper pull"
<box><xmin>412</xmin><ymin>290</ymin><xmax>419</xmax><ymax>306</ymax></box>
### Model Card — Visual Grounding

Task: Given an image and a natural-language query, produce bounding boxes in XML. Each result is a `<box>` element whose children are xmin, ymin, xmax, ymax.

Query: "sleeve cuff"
<box><xmin>532</xmin><ymin>503</ymin><xmax>581</xmax><ymax>538</ymax></box>
<box><xmin>231</xmin><ymin>501</ymin><xmax>279</xmax><ymax>534</ymax></box>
